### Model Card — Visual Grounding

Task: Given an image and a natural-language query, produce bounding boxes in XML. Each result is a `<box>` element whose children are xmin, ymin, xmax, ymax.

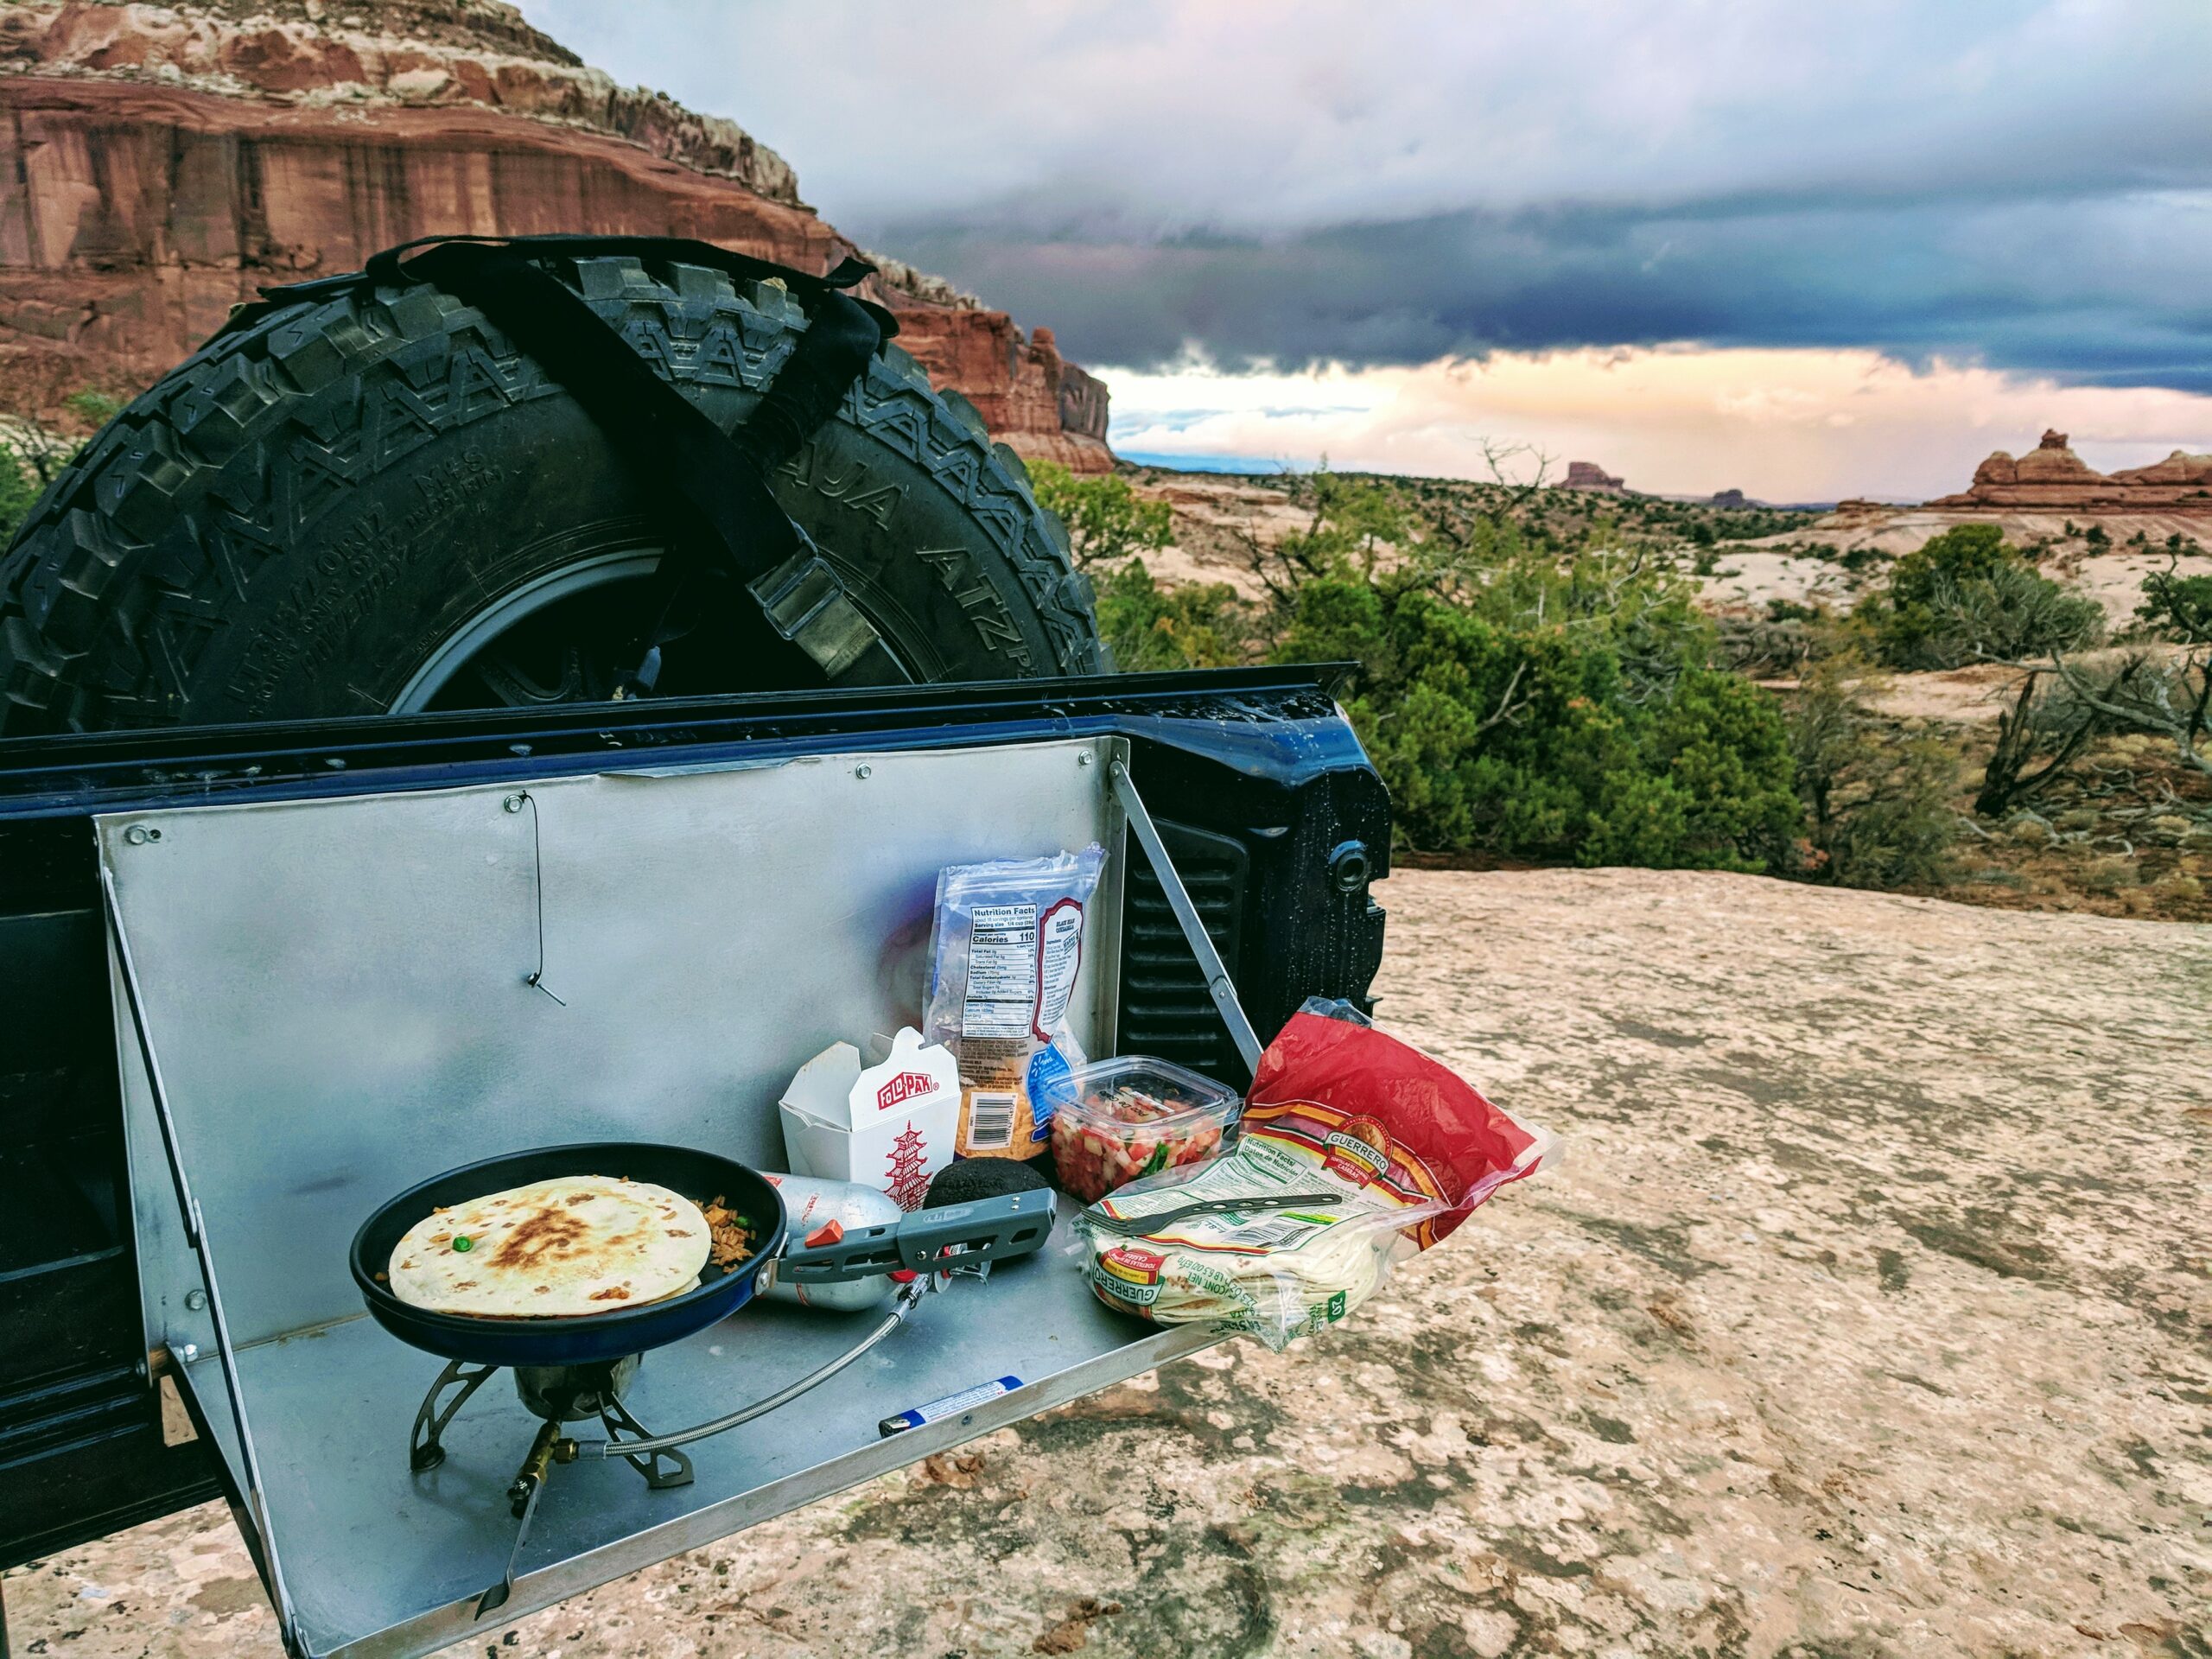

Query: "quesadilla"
<box><xmin>388</xmin><ymin>1175</ymin><xmax>712</xmax><ymax>1318</ymax></box>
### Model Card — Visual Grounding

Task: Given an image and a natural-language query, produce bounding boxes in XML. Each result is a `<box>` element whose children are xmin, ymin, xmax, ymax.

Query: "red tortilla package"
<box><xmin>1243</xmin><ymin>999</ymin><xmax>1543</xmax><ymax>1246</ymax></box>
<box><xmin>1080</xmin><ymin>999</ymin><xmax>1552</xmax><ymax>1349</ymax></box>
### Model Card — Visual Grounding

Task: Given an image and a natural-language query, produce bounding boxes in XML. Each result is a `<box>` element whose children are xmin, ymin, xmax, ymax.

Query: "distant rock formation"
<box><xmin>1709</xmin><ymin>488</ymin><xmax>1749</xmax><ymax>510</ymax></box>
<box><xmin>0</xmin><ymin>0</ymin><xmax>1114</xmax><ymax>469</ymax></box>
<box><xmin>1562</xmin><ymin>460</ymin><xmax>1626</xmax><ymax>493</ymax></box>
<box><xmin>1931</xmin><ymin>429</ymin><xmax>2212</xmax><ymax>512</ymax></box>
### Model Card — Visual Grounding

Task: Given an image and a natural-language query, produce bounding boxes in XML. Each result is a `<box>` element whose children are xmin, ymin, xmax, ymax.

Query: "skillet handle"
<box><xmin>779</xmin><ymin>1192</ymin><xmax>1054</xmax><ymax>1283</ymax></box>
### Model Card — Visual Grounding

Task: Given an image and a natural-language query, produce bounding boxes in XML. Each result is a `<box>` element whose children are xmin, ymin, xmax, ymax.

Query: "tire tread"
<box><xmin>0</xmin><ymin>257</ymin><xmax>1103</xmax><ymax>733</ymax></box>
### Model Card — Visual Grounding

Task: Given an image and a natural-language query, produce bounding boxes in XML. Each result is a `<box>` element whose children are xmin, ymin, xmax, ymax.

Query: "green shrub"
<box><xmin>1280</xmin><ymin>551</ymin><xmax>1803</xmax><ymax>870</ymax></box>
<box><xmin>1027</xmin><ymin>460</ymin><xmax>1172</xmax><ymax>569</ymax></box>
<box><xmin>0</xmin><ymin>439</ymin><xmax>39</xmax><ymax>547</ymax></box>
<box><xmin>1094</xmin><ymin>560</ymin><xmax>1249</xmax><ymax>671</ymax></box>
<box><xmin>63</xmin><ymin>390</ymin><xmax>123</xmax><ymax>429</ymax></box>
<box><xmin>2136</xmin><ymin>566</ymin><xmax>2212</xmax><ymax>645</ymax></box>
<box><xmin>1865</xmin><ymin>524</ymin><xmax>2103</xmax><ymax>669</ymax></box>
<box><xmin>1787</xmin><ymin>655</ymin><xmax>1957</xmax><ymax>888</ymax></box>
<box><xmin>1815</xmin><ymin>738</ymin><xmax>1958</xmax><ymax>888</ymax></box>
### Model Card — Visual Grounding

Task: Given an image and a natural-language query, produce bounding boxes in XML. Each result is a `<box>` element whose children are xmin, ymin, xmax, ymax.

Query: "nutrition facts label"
<box><xmin>963</xmin><ymin>903</ymin><xmax>1040</xmax><ymax>1037</ymax></box>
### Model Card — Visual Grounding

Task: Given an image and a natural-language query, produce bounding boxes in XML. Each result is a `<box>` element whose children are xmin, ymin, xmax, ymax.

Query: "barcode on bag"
<box><xmin>966</xmin><ymin>1092</ymin><xmax>1018</xmax><ymax>1150</ymax></box>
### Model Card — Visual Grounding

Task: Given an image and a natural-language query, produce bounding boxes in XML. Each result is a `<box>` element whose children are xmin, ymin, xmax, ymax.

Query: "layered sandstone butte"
<box><xmin>1931</xmin><ymin>428</ymin><xmax>2212</xmax><ymax>512</ymax></box>
<box><xmin>1560</xmin><ymin>460</ymin><xmax>1626</xmax><ymax>493</ymax></box>
<box><xmin>0</xmin><ymin>0</ymin><xmax>1114</xmax><ymax>469</ymax></box>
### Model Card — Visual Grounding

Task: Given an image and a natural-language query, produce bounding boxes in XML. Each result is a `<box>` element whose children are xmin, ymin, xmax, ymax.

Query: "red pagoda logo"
<box><xmin>884</xmin><ymin>1121</ymin><xmax>931</xmax><ymax>1211</ymax></box>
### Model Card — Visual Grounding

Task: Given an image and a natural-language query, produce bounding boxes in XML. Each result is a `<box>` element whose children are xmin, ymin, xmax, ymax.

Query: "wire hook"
<box><xmin>507</xmin><ymin>791</ymin><xmax>567</xmax><ymax>1006</ymax></box>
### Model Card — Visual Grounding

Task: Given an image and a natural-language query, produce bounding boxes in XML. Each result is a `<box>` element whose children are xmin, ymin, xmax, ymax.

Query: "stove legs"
<box><xmin>599</xmin><ymin>1394</ymin><xmax>694</xmax><ymax>1490</ymax></box>
<box><xmin>404</xmin><ymin>1357</ymin><xmax>689</xmax><ymax>1491</ymax></box>
<box><xmin>475</xmin><ymin>1420</ymin><xmax>562</xmax><ymax>1621</ymax></box>
<box><xmin>401</xmin><ymin>1353</ymin><xmax>695</xmax><ymax>1624</ymax></box>
<box><xmin>409</xmin><ymin>1358</ymin><xmax>497</xmax><ymax>1472</ymax></box>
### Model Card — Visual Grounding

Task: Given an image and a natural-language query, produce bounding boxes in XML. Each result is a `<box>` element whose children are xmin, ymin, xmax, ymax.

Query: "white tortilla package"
<box><xmin>1080</xmin><ymin>999</ymin><xmax>1553</xmax><ymax>1351</ymax></box>
<box><xmin>924</xmin><ymin>844</ymin><xmax>1103</xmax><ymax>1159</ymax></box>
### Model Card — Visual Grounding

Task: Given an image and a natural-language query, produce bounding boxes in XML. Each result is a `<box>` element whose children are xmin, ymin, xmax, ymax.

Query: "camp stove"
<box><xmin>347</xmin><ymin>1140</ymin><xmax>1046</xmax><ymax>1615</ymax></box>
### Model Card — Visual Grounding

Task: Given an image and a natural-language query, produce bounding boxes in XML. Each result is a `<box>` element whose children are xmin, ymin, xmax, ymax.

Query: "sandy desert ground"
<box><xmin>5</xmin><ymin>868</ymin><xmax>2208</xmax><ymax>1658</ymax></box>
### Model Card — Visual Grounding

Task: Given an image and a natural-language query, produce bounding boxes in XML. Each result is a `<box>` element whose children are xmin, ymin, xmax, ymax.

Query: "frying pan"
<box><xmin>348</xmin><ymin>1142</ymin><xmax>785</xmax><ymax>1367</ymax></box>
<box><xmin>349</xmin><ymin>1141</ymin><xmax>1052</xmax><ymax>1368</ymax></box>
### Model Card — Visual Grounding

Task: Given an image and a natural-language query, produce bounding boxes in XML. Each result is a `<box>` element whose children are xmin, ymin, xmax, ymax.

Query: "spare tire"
<box><xmin>0</xmin><ymin>251</ymin><xmax>1105</xmax><ymax>734</ymax></box>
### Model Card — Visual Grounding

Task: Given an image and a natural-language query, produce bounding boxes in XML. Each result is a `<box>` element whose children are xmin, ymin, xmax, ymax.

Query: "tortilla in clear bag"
<box><xmin>1078</xmin><ymin>998</ymin><xmax>1554</xmax><ymax>1351</ymax></box>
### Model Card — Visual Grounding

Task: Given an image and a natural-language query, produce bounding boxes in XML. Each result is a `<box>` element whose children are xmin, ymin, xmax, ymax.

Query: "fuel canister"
<box><xmin>758</xmin><ymin>1173</ymin><xmax>906</xmax><ymax>1310</ymax></box>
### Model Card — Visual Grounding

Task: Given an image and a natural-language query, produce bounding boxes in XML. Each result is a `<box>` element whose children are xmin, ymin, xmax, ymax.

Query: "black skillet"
<box><xmin>349</xmin><ymin>1141</ymin><xmax>1051</xmax><ymax>1367</ymax></box>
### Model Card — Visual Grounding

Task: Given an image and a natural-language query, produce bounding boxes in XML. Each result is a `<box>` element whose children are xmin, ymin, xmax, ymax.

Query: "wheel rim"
<box><xmin>388</xmin><ymin>543</ymin><xmax>940</xmax><ymax>714</ymax></box>
<box><xmin>389</xmin><ymin>549</ymin><xmax>664</xmax><ymax>714</ymax></box>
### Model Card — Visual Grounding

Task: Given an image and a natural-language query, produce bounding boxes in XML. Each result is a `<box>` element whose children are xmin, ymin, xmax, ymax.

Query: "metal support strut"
<box><xmin>1106</xmin><ymin>760</ymin><xmax>1264</xmax><ymax>1074</ymax></box>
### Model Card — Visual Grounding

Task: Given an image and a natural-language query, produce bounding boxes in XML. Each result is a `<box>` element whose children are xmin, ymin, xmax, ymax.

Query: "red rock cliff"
<box><xmin>1560</xmin><ymin>460</ymin><xmax>1626</xmax><ymax>493</ymax></box>
<box><xmin>0</xmin><ymin>0</ymin><xmax>1114</xmax><ymax>469</ymax></box>
<box><xmin>1931</xmin><ymin>428</ymin><xmax>2212</xmax><ymax>512</ymax></box>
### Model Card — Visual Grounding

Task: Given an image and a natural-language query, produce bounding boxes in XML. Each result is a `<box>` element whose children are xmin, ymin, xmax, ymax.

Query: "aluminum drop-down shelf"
<box><xmin>168</xmin><ymin>1230</ymin><xmax>1212</xmax><ymax>1656</ymax></box>
<box><xmin>97</xmin><ymin>735</ymin><xmax>1230</xmax><ymax>1659</ymax></box>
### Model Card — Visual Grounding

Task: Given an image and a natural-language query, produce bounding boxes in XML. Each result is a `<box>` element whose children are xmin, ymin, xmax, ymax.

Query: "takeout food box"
<box><xmin>778</xmin><ymin>1027</ymin><xmax>960</xmax><ymax>1210</ymax></box>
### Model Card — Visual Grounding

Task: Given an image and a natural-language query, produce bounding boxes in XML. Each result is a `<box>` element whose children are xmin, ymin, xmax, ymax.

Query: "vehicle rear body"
<box><xmin>0</xmin><ymin>668</ymin><xmax>1386</xmax><ymax>1627</ymax></box>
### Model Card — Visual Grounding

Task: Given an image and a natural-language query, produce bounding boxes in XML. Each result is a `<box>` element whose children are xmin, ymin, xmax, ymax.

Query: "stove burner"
<box><xmin>515</xmin><ymin>1355</ymin><xmax>638</xmax><ymax>1424</ymax></box>
<box><xmin>407</xmin><ymin>1354</ymin><xmax>695</xmax><ymax>1618</ymax></box>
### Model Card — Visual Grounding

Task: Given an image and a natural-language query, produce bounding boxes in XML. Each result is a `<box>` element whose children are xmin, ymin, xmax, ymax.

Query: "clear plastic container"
<box><xmin>1042</xmin><ymin>1056</ymin><xmax>1241</xmax><ymax>1204</ymax></box>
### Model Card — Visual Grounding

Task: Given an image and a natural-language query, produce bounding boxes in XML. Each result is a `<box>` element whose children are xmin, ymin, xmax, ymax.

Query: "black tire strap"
<box><xmin>245</xmin><ymin>233</ymin><xmax>911</xmax><ymax>690</ymax></box>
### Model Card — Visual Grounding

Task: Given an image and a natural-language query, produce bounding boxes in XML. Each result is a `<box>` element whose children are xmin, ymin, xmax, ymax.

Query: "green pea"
<box><xmin>452</xmin><ymin>1236</ymin><xmax>473</xmax><ymax>1252</ymax></box>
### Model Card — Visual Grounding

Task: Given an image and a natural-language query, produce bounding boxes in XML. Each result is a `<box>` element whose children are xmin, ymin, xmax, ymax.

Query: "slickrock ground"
<box><xmin>7</xmin><ymin>868</ymin><xmax>2209</xmax><ymax>1657</ymax></box>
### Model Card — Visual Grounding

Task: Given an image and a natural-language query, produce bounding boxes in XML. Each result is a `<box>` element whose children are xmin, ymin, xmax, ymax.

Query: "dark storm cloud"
<box><xmin>878</xmin><ymin>194</ymin><xmax>2212</xmax><ymax>390</ymax></box>
<box><xmin>520</xmin><ymin>0</ymin><xmax>2212</xmax><ymax>389</ymax></box>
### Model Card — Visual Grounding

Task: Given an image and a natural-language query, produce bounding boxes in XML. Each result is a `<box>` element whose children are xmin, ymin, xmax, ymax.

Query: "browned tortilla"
<box><xmin>387</xmin><ymin>1176</ymin><xmax>710</xmax><ymax>1317</ymax></box>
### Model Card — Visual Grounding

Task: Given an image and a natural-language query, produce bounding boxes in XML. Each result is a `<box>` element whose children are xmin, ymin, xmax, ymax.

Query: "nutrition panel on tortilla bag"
<box><xmin>962</xmin><ymin>898</ymin><xmax>1084</xmax><ymax>1041</ymax></box>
